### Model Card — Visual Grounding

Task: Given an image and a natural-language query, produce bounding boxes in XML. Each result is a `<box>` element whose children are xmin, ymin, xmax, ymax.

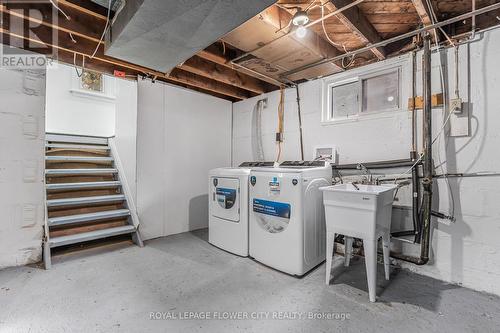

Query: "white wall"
<box><xmin>232</xmin><ymin>28</ymin><xmax>500</xmax><ymax>296</ymax></box>
<box><xmin>45</xmin><ymin>62</ymin><xmax>116</xmax><ymax>137</ymax></box>
<box><xmin>137</xmin><ymin>80</ymin><xmax>232</xmax><ymax>240</ymax></box>
<box><xmin>0</xmin><ymin>68</ymin><xmax>46</xmax><ymax>269</ymax></box>
<box><xmin>113</xmin><ymin>78</ymin><xmax>138</xmax><ymax>203</ymax></box>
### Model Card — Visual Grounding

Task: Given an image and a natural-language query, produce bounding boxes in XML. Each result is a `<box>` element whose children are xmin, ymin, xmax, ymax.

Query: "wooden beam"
<box><xmin>260</xmin><ymin>5</ymin><xmax>344</xmax><ymax>72</ymax></box>
<box><xmin>325</xmin><ymin>0</ymin><xmax>386</xmax><ymax>60</ymax></box>
<box><xmin>0</xmin><ymin>26</ymin><xmax>247</xmax><ymax>100</ymax></box>
<box><xmin>0</xmin><ymin>5</ymin><xmax>254</xmax><ymax>100</ymax></box>
<box><xmin>0</xmin><ymin>4</ymin><xmax>104</xmax><ymax>43</ymax></box>
<box><xmin>197</xmin><ymin>46</ymin><xmax>282</xmax><ymax>87</ymax></box>
<box><xmin>180</xmin><ymin>55</ymin><xmax>267</xmax><ymax>94</ymax></box>
<box><xmin>168</xmin><ymin>68</ymin><xmax>251</xmax><ymax>100</ymax></box>
<box><xmin>411</xmin><ymin>0</ymin><xmax>433</xmax><ymax>27</ymax></box>
<box><xmin>58</xmin><ymin>0</ymin><xmax>109</xmax><ymax>21</ymax></box>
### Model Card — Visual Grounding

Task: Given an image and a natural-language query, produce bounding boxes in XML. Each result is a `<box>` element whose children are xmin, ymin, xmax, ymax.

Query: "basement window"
<box><xmin>361</xmin><ymin>69</ymin><xmax>400</xmax><ymax>114</ymax></box>
<box><xmin>330</xmin><ymin>80</ymin><xmax>359</xmax><ymax>120</ymax></box>
<box><xmin>322</xmin><ymin>66</ymin><xmax>402</xmax><ymax>123</ymax></box>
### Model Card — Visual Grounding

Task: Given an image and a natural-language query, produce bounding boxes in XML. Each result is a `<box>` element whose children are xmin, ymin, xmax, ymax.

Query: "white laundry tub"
<box><xmin>320</xmin><ymin>183</ymin><xmax>397</xmax><ymax>302</ymax></box>
<box><xmin>320</xmin><ymin>183</ymin><xmax>397</xmax><ymax>241</ymax></box>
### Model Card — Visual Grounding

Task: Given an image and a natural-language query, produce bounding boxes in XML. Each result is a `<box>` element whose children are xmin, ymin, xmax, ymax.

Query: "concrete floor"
<box><xmin>1</xmin><ymin>230</ymin><xmax>499</xmax><ymax>333</ymax></box>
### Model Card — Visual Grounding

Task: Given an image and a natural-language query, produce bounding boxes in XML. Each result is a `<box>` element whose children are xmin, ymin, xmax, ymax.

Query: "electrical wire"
<box><xmin>49</xmin><ymin>0</ymin><xmax>70</xmax><ymax>20</ymax></box>
<box><xmin>276</xmin><ymin>86</ymin><xmax>285</xmax><ymax>162</ymax></box>
<box><xmin>90</xmin><ymin>0</ymin><xmax>112</xmax><ymax>59</ymax></box>
<box><xmin>73</xmin><ymin>53</ymin><xmax>85</xmax><ymax>77</ymax></box>
<box><xmin>320</xmin><ymin>4</ymin><xmax>355</xmax><ymax>68</ymax></box>
<box><xmin>425</xmin><ymin>0</ymin><xmax>456</xmax><ymax>47</ymax></box>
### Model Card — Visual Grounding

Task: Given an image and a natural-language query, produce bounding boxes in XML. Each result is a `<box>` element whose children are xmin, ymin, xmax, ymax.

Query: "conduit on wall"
<box><xmin>275</xmin><ymin>87</ymin><xmax>285</xmax><ymax>162</ymax></box>
<box><xmin>251</xmin><ymin>99</ymin><xmax>265</xmax><ymax>162</ymax></box>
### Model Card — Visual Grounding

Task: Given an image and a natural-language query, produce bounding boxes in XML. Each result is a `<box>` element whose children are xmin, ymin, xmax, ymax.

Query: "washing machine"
<box><xmin>208</xmin><ymin>162</ymin><xmax>273</xmax><ymax>256</ymax></box>
<box><xmin>249</xmin><ymin>161</ymin><xmax>332</xmax><ymax>276</ymax></box>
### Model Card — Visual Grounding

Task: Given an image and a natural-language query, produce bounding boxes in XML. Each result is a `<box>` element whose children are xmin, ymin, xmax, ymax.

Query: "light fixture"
<box><xmin>291</xmin><ymin>8</ymin><xmax>309</xmax><ymax>38</ymax></box>
<box><xmin>292</xmin><ymin>10</ymin><xmax>309</xmax><ymax>26</ymax></box>
<box><xmin>296</xmin><ymin>25</ymin><xmax>307</xmax><ymax>38</ymax></box>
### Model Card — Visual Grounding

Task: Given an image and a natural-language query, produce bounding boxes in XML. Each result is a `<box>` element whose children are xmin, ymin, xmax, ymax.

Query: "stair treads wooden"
<box><xmin>45</xmin><ymin>162</ymin><xmax>113</xmax><ymax>169</ymax></box>
<box><xmin>47</xmin><ymin>189</ymin><xmax>120</xmax><ymax>200</ymax></box>
<box><xmin>45</xmin><ymin>149</ymin><xmax>110</xmax><ymax>157</ymax></box>
<box><xmin>46</xmin><ymin>175</ymin><xmax>116</xmax><ymax>183</ymax></box>
<box><xmin>48</xmin><ymin>203</ymin><xmax>126</xmax><ymax>218</ymax></box>
<box><xmin>49</xmin><ymin>219</ymin><xmax>129</xmax><ymax>238</ymax></box>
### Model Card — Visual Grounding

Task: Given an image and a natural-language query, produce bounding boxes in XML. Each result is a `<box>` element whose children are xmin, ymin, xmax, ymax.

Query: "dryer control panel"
<box><xmin>280</xmin><ymin>161</ymin><xmax>326</xmax><ymax>168</ymax></box>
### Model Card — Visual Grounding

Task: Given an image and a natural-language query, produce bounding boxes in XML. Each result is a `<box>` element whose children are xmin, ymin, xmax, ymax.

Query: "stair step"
<box><xmin>47</xmin><ymin>194</ymin><xmax>125</xmax><ymax>208</ymax></box>
<box><xmin>46</xmin><ymin>143</ymin><xmax>110</xmax><ymax>150</ymax></box>
<box><xmin>46</xmin><ymin>181</ymin><xmax>121</xmax><ymax>191</ymax></box>
<box><xmin>46</xmin><ymin>156</ymin><xmax>114</xmax><ymax>162</ymax></box>
<box><xmin>48</xmin><ymin>209</ymin><xmax>131</xmax><ymax>227</ymax></box>
<box><xmin>49</xmin><ymin>225</ymin><xmax>136</xmax><ymax>248</ymax></box>
<box><xmin>46</xmin><ymin>134</ymin><xmax>108</xmax><ymax>145</ymax></box>
<box><xmin>45</xmin><ymin>168</ymin><xmax>118</xmax><ymax>176</ymax></box>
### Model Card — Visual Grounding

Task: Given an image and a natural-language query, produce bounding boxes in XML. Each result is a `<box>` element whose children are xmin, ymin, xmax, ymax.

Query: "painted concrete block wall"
<box><xmin>113</xmin><ymin>78</ymin><xmax>138</xmax><ymax>203</ymax></box>
<box><xmin>137</xmin><ymin>80</ymin><xmax>232</xmax><ymax>240</ymax></box>
<box><xmin>45</xmin><ymin>62</ymin><xmax>116</xmax><ymax>137</ymax></box>
<box><xmin>232</xmin><ymin>28</ymin><xmax>500</xmax><ymax>296</ymax></box>
<box><xmin>0</xmin><ymin>68</ymin><xmax>46</xmax><ymax>268</ymax></box>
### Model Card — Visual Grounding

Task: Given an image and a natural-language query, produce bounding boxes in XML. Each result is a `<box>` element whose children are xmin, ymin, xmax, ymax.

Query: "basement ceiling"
<box><xmin>105</xmin><ymin>0</ymin><xmax>276</xmax><ymax>72</ymax></box>
<box><xmin>2</xmin><ymin>0</ymin><xmax>499</xmax><ymax>101</ymax></box>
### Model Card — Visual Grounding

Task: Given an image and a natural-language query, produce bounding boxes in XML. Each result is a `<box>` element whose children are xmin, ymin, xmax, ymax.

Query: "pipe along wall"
<box><xmin>232</xmin><ymin>27</ymin><xmax>500</xmax><ymax>296</ymax></box>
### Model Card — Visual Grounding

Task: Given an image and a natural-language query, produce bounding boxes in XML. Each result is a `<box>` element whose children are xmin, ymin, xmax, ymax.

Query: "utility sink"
<box><xmin>320</xmin><ymin>183</ymin><xmax>397</xmax><ymax>302</ymax></box>
<box><xmin>319</xmin><ymin>183</ymin><xmax>397</xmax><ymax>239</ymax></box>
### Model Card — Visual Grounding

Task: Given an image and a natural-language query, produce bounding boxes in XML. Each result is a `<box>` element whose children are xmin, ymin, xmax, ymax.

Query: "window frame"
<box><xmin>321</xmin><ymin>56</ymin><xmax>409</xmax><ymax>125</ymax></box>
<box><xmin>327</xmin><ymin>76</ymin><xmax>360</xmax><ymax>121</ymax></box>
<box><xmin>359</xmin><ymin>67</ymin><xmax>402</xmax><ymax>115</ymax></box>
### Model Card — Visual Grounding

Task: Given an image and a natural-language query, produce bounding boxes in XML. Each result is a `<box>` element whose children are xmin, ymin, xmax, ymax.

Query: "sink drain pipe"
<box><xmin>391</xmin><ymin>33</ymin><xmax>433</xmax><ymax>265</ymax></box>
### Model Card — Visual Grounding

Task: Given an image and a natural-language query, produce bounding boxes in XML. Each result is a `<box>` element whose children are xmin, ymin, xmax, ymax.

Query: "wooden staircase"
<box><xmin>43</xmin><ymin>134</ymin><xmax>143</xmax><ymax>268</ymax></box>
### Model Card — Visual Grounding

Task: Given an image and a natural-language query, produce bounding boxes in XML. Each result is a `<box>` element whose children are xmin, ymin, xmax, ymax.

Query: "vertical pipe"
<box><xmin>295</xmin><ymin>85</ymin><xmax>305</xmax><ymax>161</ymax></box>
<box><xmin>410</xmin><ymin>51</ymin><xmax>421</xmax><ymax>243</ymax></box>
<box><xmin>411</xmin><ymin>51</ymin><xmax>417</xmax><ymax>155</ymax></box>
<box><xmin>419</xmin><ymin>33</ymin><xmax>433</xmax><ymax>263</ymax></box>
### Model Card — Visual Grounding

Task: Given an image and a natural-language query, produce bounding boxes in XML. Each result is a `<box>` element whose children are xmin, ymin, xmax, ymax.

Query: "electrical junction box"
<box><xmin>313</xmin><ymin>146</ymin><xmax>337</xmax><ymax>164</ymax></box>
<box><xmin>449</xmin><ymin>98</ymin><xmax>470</xmax><ymax>137</ymax></box>
<box><xmin>450</xmin><ymin>98</ymin><xmax>462</xmax><ymax>114</ymax></box>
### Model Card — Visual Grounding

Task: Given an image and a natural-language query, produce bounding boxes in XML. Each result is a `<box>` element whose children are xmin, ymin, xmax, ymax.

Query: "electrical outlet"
<box><xmin>450</xmin><ymin>98</ymin><xmax>463</xmax><ymax>114</ymax></box>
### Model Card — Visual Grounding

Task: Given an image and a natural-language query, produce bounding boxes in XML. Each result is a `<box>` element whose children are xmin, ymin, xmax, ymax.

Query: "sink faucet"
<box><xmin>357</xmin><ymin>163</ymin><xmax>373</xmax><ymax>184</ymax></box>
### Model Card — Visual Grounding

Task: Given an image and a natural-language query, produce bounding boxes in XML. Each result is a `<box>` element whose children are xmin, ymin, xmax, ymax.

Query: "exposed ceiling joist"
<box><xmin>179</xmin><ymin>55</ymin><xmax>268</xmax><ymax>95</ymax></box>
<box><xmin>325</xmin><ymin>0</ymin><xmax>386</xmax><ymax>60</ymax></box>
<box><xmin>411</xmin><ymin>0</ymin><xmax>441</xmax><ymax>42</ymax></box>
<box><xmin>0</xmin><ymin>1</ymin><xmax>275</xmax><ymax>100</ymax></box>
<box><xmin>197</xmin><ymin>45</ymin><xmax>283</xmax><ymax>87</ymax></box>
<box><xmin>411</xmin><ymin>0</ymin><xmax>434</xmax><ymax>26</ymax></box>
<box><xmin>1</xmin><ymin>26</ymin><xmax>248</xmax><ymax>101</ymax></box>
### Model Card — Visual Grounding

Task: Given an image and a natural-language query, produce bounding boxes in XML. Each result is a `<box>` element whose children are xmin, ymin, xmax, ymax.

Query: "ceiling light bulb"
<box><xmin>292</xmin><ymin>10</ymin><xmax>309</xmax><ymax>26</ymax></box>
<box><xmin>296</xmin><ymin>25</ymin><xmax>307</xmax><ymax>38</ymax></box>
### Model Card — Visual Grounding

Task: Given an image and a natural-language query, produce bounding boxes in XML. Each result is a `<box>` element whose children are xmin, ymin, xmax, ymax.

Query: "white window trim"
<box><xmin>323</xmin><ymin>76</ymin><xmax>360</xmax><ymax>123</ymax></box>
<box><xmin>359</xmin><ymin>67</ymin><xmax>402</xmax><ymax>115</ymax></box>
<box><xmin>321</xmin><ymin>55</ymin><xmax>410</xmax><ymax>126</ymax></box>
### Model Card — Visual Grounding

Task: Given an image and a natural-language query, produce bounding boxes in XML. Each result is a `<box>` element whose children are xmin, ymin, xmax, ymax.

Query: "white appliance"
<box><xmin>209</xmin><ymin>162</ymin><xmax>273</xmax><ymax>256</ymax></box>
<box><xmin>249</xmin><ymin>161</ymin><xmax>332</xmax><ymax>276</ymax></box>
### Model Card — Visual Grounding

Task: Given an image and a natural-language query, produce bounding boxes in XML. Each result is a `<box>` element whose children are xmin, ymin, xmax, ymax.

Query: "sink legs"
<box><xmin>382</xmin><ymin>234</ymin><xmax>391</xmax><ymax>280</ymax></box>
<box><xmin>344</xmin><ymin>236</ymin><xmax>353</xmax><ymax>267</ymax></box>
<box><xmin>325</xmin><ymin>232</ymin><xmax>392</xmax><ymax>302</ymax></box>
<box><xmin>363</xmin><ymin>238</ymin><xmax>378</xmax><ymax>302</ymax></box>
<box><xmin>325</xmin><ymin>231</ymin><xmax>335</xmax><ymax>285</ymax></box>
